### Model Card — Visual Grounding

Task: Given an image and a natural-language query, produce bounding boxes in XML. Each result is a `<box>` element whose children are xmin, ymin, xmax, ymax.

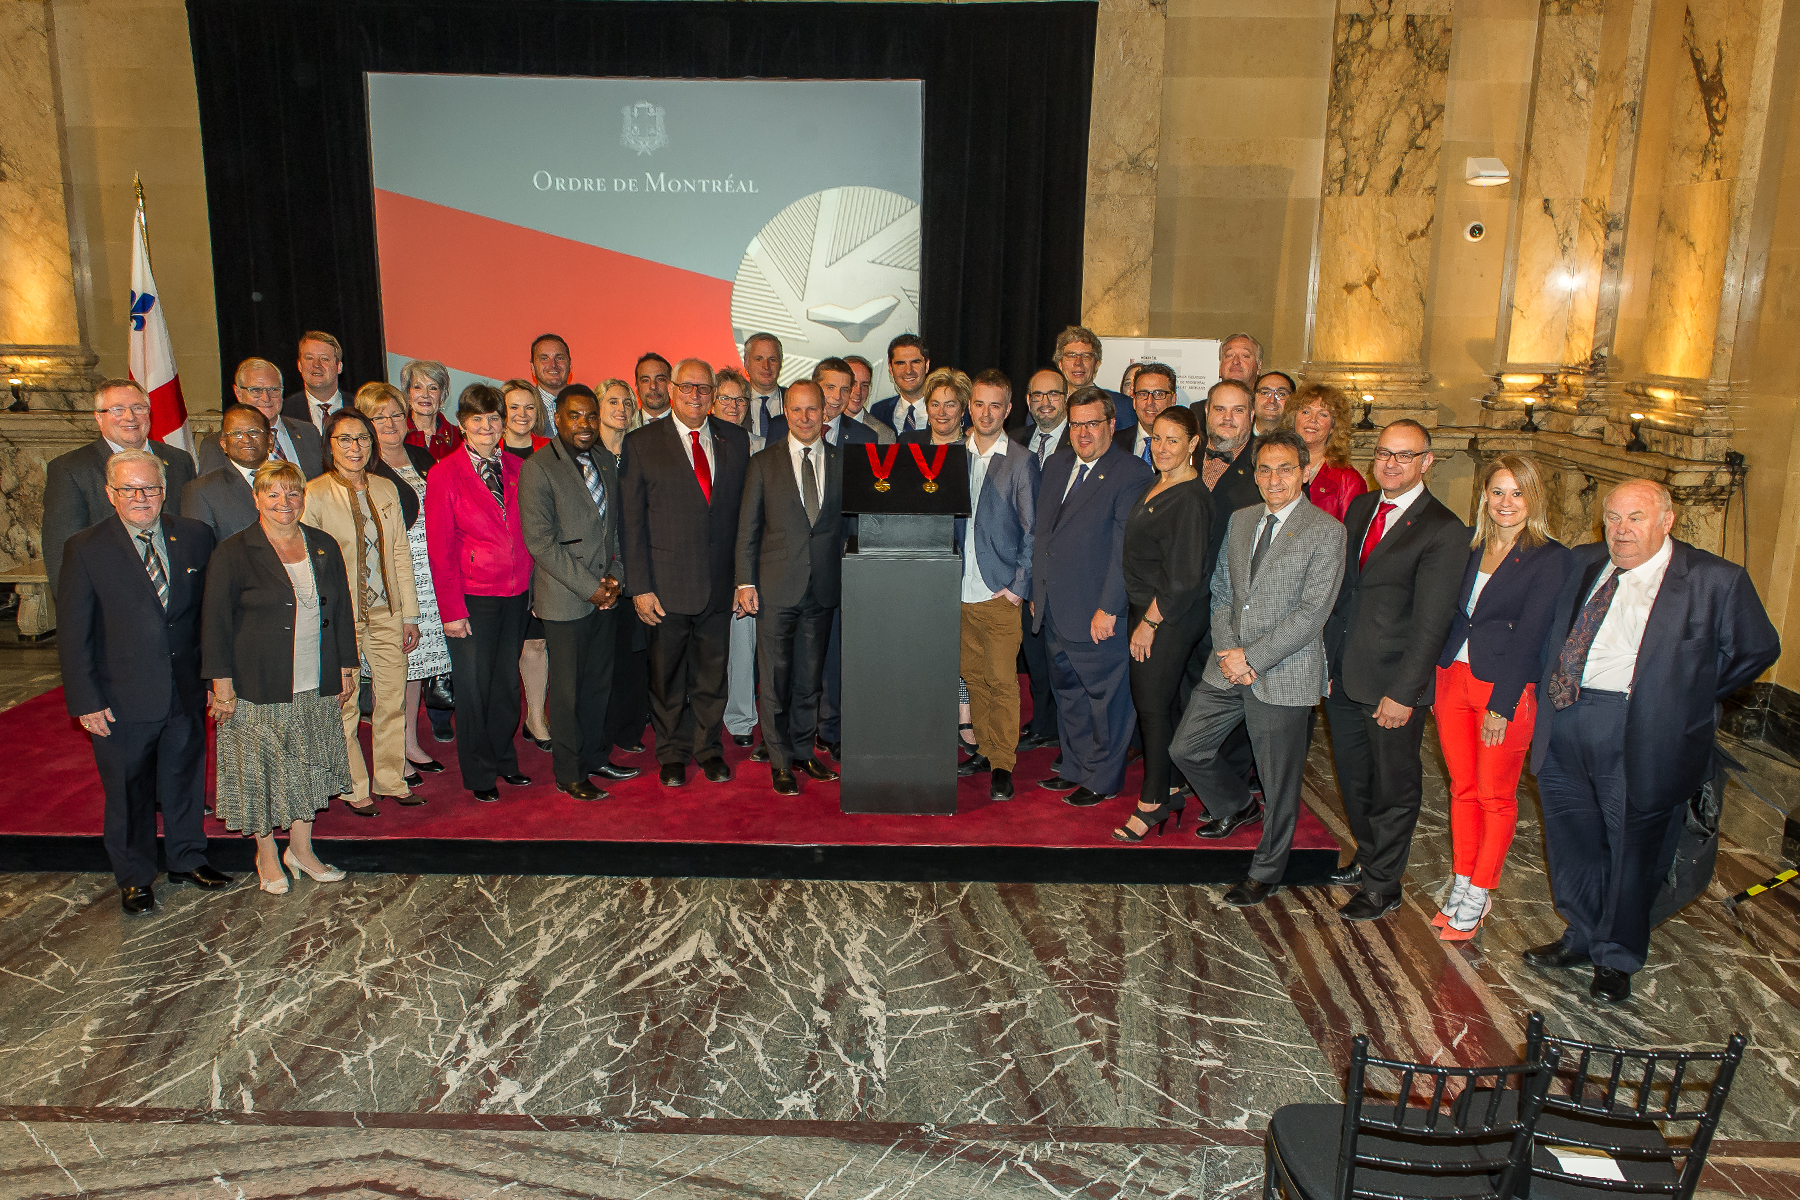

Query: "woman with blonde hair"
<box><xmin>1281</xmin><ymin>383</ymin><xmax>1366</xmax><ymax>521</ymax></box>
<box><xmin>1431</xmin><ymin>453</ymin><xmax>1574</xmax><ymax>939</ymax></box>
<box><xmin>305</xmin><ymin>405</ymin><xmax>421</xmax><ymax>811</ymax></box>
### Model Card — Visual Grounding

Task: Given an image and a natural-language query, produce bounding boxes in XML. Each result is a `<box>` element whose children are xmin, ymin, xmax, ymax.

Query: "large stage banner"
<box><xmin>367</xmin><ymin>75</ymin><xmax>924</xmax><ymax>406</ymax></box>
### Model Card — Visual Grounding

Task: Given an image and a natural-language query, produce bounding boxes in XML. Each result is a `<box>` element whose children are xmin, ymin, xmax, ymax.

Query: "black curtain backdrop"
<box><xmin>185</xmin><ymin>0</ymin><xmax>1097</xmax><ymax>416</ymax></box>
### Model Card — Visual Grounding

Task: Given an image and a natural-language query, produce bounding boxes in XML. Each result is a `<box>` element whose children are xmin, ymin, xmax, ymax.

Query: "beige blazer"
<box><xmin>302</xmin><ymin>473</ymin><xmax>419</xmax><ymax>624</ymax></box>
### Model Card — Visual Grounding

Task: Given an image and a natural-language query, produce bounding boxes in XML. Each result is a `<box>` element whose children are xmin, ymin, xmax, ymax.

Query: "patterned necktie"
<box><xmin>477</xmin><ymin>456</ymin><xmax>504</xmax><ymax>508</ymax></box>
<box><xmin>1250</xmin><ymin>513</ymin><xmax>1278</xmax><ymax>580</ymax></box>
<box><xmin>801</xmin><ymin>446</ymin><xmax>820</xmax><ymax>524</ymax></box>
<box><xmin>690</xmin><ymin>429</ymin><xmax>713</xmax><ymax>503</ymax></box>
<box><xmin>139</xmin><ymin>531</ymin><xmax>169</xmax><ymax>609</ymax></box>
<box><xmin>1358</xmin><ymin>501</ymin><xmax>1397</xmax><ymax>570</ymax></box>
<box><xmin>1035</xmin><ymin>431</ymin><xmax>1049</xmax><ymax>464</ymax></box>
<box><xmin>1547</xmin><ymin>570</ymin><xmax>1624</xmax><ymax>710</ymax></box>
<box><xmin>269</xmin><ymin>435</ymin><xmax>289</xmax><ymax>463</ymax></box>
<box><xmin>316</xmin><ymin>400</ymin><xmax>331</xmax><ymax>429</ymax></box>
<box><xmin>579</xmin><ymin>452</ymin><xmax>607</xmax><ymax>524</ymax></box>
<box><xmin>902</xmin><ymin>405</ymin><xmax>917</xmax><ymax>433</ymax></box>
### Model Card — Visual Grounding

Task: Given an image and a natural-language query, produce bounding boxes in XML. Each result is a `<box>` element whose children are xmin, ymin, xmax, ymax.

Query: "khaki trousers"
<box><xmin>960</xmin><ymin>595</ymin><xmax>1024</xmax><ymax>771</ymax></box>
<box><xmin>341</xmin><ymin>606</ymin><xmax>410</xmax><ymax>799</ymax></box>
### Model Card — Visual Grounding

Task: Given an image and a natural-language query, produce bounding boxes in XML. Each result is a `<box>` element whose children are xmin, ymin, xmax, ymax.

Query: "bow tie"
<box><xmin>1204</xmin><ymin>448</ymin><xmax>1236</xmax><ymax>464</ymax></box>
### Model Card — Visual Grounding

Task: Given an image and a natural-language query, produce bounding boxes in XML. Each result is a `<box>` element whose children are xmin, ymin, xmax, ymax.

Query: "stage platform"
<box><xmin>1</xmin><ymin>688</ymin><xmax>1341</xmax><ymax>884</ymax></box>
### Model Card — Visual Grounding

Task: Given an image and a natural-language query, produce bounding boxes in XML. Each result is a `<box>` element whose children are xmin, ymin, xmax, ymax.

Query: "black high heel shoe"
<box><xmin>407</xmin><ymin>757</ymin><xmax>445</xmax><ymax>773</ymax></box>
<box><xmin>1112</xmin><ymin>797</ymin><xmax>1185</xmax><ymax>842</ymax></box>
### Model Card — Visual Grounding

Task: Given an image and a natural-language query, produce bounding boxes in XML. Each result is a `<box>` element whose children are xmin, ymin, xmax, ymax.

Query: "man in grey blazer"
<box><xmin>42</xmin><ymin>378</ymin><xmax>197</xmax><ymax>599</ymax></box>
<box><xmin>956</xmin><ymin>369</ymin><xmax>1038</xmax><ymax>800</ymax></box>
<box><xmin>735</xmin><ymin>381</ymin><xmax>844</xmax><ymax>796</ymax></box>
<box><xmin>195</xmin><ymin>358</ymin><xmax>324</xmax><ymax>479</ymax></box>
<box><xmin>519</xmin><ymin>386</ymin><xmax>634</xmax><ymax>800</ymax></box>
<box><xmin>1170</xmin><ymin>430</ymin><xmax>1346</xmax><ymax>907</ymax></box>
<box><xmin>181</xmin><ymin>404</ymin><xmax>269</xmax><ymax>540</ymax></box>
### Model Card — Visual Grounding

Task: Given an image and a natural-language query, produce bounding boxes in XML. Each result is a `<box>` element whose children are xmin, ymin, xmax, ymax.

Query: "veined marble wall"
<box><xmin>1309</xmin><ymin>0</ymin><xmax>1453</xmax><ymax>371</ymax></box>
<box><xmin>1080</xmin><ymin>0</ymin><xmax>1164</xmax><ymax>337</ymax></box>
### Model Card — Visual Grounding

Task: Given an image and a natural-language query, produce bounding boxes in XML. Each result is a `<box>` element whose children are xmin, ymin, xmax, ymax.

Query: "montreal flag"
<box><xmin>128</xmin><ymin>194</ymin><xmax>192</xmax><ymax>454</ymax></box>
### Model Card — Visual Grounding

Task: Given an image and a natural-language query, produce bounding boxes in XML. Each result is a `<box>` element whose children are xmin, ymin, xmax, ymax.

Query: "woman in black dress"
<box><xmin>1115</xmin><ymin>406</ymin><xmax>1212</xmax><ymax>840</ymax></box>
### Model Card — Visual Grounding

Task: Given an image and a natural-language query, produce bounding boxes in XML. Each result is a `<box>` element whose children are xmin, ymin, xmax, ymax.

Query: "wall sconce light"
<box><xmin>1520</xmin><ymin>396</ymin><xmax>1539</xmax><ymax>433</ymax></box>
<box><xmin>1356</xmin><ymin>394</ymin><xmax>1376</xmax><ymax>430</ymax></box>
<box><xmin>5</xmin><ymin>378</ymin><xmax>24</xmax><ymax>414</ymax></box>
<box><xmin>1626</xmin><ymin>412</ymin><xmax>1649</xmax><ymax>452</ymax></box>
<box><xmin>1465</xmin><ymin>156</ymin><xmax>1511</xmax><ymax>187</ymax></box>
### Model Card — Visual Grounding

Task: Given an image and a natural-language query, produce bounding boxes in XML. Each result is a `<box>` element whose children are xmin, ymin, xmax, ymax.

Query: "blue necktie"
<box><xmin>902</xmin><ymin>405</ymin><xmax>917</xmax><ymax>433</ymax></box>
<box><xmin>758</xmin><ymin>399</ymin><xmax>772</xmax><ymax>439</ymax></box>
<box><xmin>1141</xmin><ymin>439</ymin><xmax>1152</xmax><ymax>465</ymax></box>
<box><xmin>1068</xmin><ymin>462</ymin><xmax>1090</xmax><ymax>497</ymax></box>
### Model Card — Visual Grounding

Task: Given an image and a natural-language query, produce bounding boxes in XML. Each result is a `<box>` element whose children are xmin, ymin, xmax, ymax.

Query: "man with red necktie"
<box><xmin>620</xmin><ymin>358</ymin><xmax>751</xmax><ymax>788</ymax></box>
<box><xmin>1321</xmin><ymin>418</ymin><xmax>1469</xmax><ymax>922</ymax></box>
<box><xmin>282</xmin><ymin>331</ymin><xmax>350</xmax><ymax>436</ymax></box>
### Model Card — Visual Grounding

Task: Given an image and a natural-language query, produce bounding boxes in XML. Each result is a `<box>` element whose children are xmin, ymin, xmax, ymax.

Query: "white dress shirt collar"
<box><xmin>1581</xmin><ymin>536</ymin><xmax>1676</xmax><ymax>692</ymax></box>
<box><xmin>232</xmin><ymin>461</ymin><xmax>257</xmax><ymax>486</ymax></box>
<box><xmin>1376</xmin><ymin>479</ymin><xmax>1427</xmax><ymax>521</ymax></box>
<box><xmin>787</xmin><ymin>435</ymin><xmax>825</xmax><ymax>506</ymax></box>
<box><xmin>1263</xmin><ymin>495</ymin><xmax>1304</xmax><ymax>523</ymax></box>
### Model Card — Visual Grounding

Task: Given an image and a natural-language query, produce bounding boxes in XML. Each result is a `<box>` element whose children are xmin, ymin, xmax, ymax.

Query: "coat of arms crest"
<box><xmin>621</xmin><ymin>101</ymin><xmax>668</xmax><ymax>156</ymax></box>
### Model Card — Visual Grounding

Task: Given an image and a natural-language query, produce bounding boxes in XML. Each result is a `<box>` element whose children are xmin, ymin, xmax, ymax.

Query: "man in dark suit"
<box><xmin>743</xmin><ymin>333</ymin><xmax>787</xmax><ymax>440</ymax></box>
<box><xmin>1112</xmin><ymin>362</ymin><xmax>1177</xmax><ymax>464</ymax></box>
<box><xmin>282</xmin><ymin>331</ymin><xmax>351</xmax><ymax>435</ymax></box>
<box><xmin>1015</xmin><ymin>367</ymin><xmax>1072</xmax><ymax>749</ymax></box>
<box><xmin>869</xmin><ymin>334</ymin><xmax>931</xmax><ymax>436</ymax></box>
<box><xmin>198</xmin><ymin>358</ymin><xmax>323</xmax><ymax>478</ymax></box>
<box><xmin>182</xmin><ymin>403</ymin><xmax>268</xmax><ymax>540</ymax></box>
<box><xmin>58</xmin><ymin>449</ymin><xmax>229</xmax><ymax>913</ymax></box>
<box><xmin>735</xmin><ymin>380</ymin><xmax>844</xmax><ymax>796</ymax></box>
<box><xmin>842</xmin><ymin>355</ymin><xmax>896</xmax><ymax>444</ymax></box>
<box><xmin>1053</xmin><ymin>325</ymin><xmax>1135</xmax><ymax>434</ymax></box>
<box><xmin>1526</xmin><ymin>479</ymin><xmax>1778</xmax><ymax>1002</ymax></box>
<box><xmin>42</xmin><ymin>378</ymin><xmax>197</xmax><ymax>599</ymax></box>
<box><xmin>1322</xmin><ymin>419</ymin><xmax>1469</xmax><ymax>922</ymax></box>
<box><xmin>519</xmin><ymin>385</ymin><xmax>636</xmax><ymax>799</ymax></box>
<box><xmin>622</xmin><ymin>358</ymin><xmax>752</xmax><ymax>786</ymax></box>
<box><xmin>1030</xmin><ymin>386</ymin><xmax>1156</xmax><ymax>805</ymax></box>
<box><xmin>768</xmin><ymin>360</ymin><xmax>874</xmax><ymax>759</ymax></box>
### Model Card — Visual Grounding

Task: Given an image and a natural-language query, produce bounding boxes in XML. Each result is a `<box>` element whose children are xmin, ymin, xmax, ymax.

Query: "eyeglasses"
<box><xmin>1133</xmin><ymin>389</ymin><xmax>1175</xmax><ymax>404</ymax></box>
<box><xmin>1255</xmin><ymin>386</ymin><xmax>1292</xmax><ymax>398</ymax></box>
<box><xmin>674</xmin><ymin>382</ymin><xmax>716</xmax><ymax>398</ymax></box>
<box><xmin>240</xmin><ymin>386</ymin><xmax>283</xmax><ymax>400</ymax></box>
<box><xmin>1026</xmin><ymin>389</ymin><xmax>1066</xmax><ymax>402</ymax></box>
<box><xmin>108</xmin><ymin>485</ymin><xmax>164</xmax><ymax>499</ymax></box>
<box><xmin>1254</xmin><ymin>463</ymin><xmax>1300</xmax><ymax>478</ymax></box>
<box><xmin>222</xmin><ymin>429</ymin><xmax>269</xmax><ymax>442</ymax></box>
<box><xmin>369</xmin><ymin>412</ymin><xmax>407</xmax><ymax>423</ymax></box>
<box><xmin>97</xmin><ymin>404</ymin><xmax>151</xmax><ymax>419</ymax></box>
<box><xmin>1068</xmin><ymin>417</ymin><xmax>1111</xmax><ymax>433</ymax></box>
<box><xmin>1372</xmin><ymin>448</ymin><xmax>1426</xmax><ymax>464</ymax></box>
<box><xmin>332</xmin><ymin>433</ymin><xmax>373</xmax><ymax>447</ymax></box>
<box><xmin>1057</xmin><ymin>351</ymin><xmax>1098</xmax><ymax>364</ymax></box>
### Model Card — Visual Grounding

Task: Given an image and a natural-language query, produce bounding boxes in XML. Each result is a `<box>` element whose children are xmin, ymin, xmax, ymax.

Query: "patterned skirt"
<box><xmin>403</xmin><ymin>509</ymin><xmax>453</xmax><ymax>680</ymax></box>
<box><xmin>214</xmin><ymin>688</ymin><xmax>353</xmax><ymax>836</ymax></box>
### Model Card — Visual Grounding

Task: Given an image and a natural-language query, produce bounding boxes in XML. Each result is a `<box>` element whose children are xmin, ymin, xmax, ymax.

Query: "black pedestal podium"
<box><xmin>839</xmin><ymin>444</ymin><xmax>971</xmax><ymax>814</ymax></box>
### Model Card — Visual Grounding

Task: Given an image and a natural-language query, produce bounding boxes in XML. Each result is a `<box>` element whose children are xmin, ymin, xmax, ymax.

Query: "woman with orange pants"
<box><xmin>1432</xmin><ymin>454</ymin><xmax>1573</xmax><ymax>939</ymax></box>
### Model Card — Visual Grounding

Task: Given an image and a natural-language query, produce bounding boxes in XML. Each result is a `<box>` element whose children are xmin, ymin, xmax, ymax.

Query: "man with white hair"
<box><xmin>58</xmin><ymin>449</ymin><xmax>228</xmax><ymax>913</ymax></box>
<box><xmin>1218</xmin><ymin>332</ymin><xmax>1262</xmax><ymax>387</ymax></box>
<box><xmin>196</xmin><ymin>357</ymin><xmax>323</xmax><ymax>478</ymax></box>
<box><xmin>41</xmin><ymin>378</ymin><xmax>197</xmax><ymax>598</ymax></box>
<box><xmin>1526</xmin><ymin>478</ymin><xmax>1778</xmax><ymax>1003</ymax></box>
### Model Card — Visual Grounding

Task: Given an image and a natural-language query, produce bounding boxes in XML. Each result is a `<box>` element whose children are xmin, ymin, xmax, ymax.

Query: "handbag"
<box><xmin>423</xmin><ymin>673</ymin><xmax>456</xmax><ymax>710</ymax></box>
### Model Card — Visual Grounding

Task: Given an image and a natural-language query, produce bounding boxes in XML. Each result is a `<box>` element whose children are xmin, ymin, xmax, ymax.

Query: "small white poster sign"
<box><xmin>1097</xmin><ymin>337</ymin><xmax>1222</xmax><ymax>408</ymax></box>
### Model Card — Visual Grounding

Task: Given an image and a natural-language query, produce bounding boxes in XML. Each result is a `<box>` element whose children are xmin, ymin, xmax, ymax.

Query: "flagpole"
<box><xmin>134</xmin><ymin>173</ymin><xmax>151</xmax><ymax>265</ymax></box>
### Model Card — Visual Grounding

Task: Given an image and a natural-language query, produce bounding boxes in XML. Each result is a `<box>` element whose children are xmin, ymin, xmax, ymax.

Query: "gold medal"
<box><xmin>874</xmin><ymin>479</ymin><xmax>892</xmax><ymax>492</ymax></box>
<box><xmin>922</xmin><ymin>480</ymin><xmax>939</xmax><ymax>493</ymax></box>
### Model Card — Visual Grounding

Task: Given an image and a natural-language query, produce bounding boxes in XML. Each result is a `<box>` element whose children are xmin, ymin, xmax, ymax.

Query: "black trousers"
<box><xmin>1020</xmin><ymin>601</ymin><xmax>1059</xmax><ymax>740</ymax></box>
<box><xmin>94</xmin><ymin>678</ymin><xmax>209</xmax><ymax>888</ymax></box>
<box><xmin>647</xmin><ymin>603</ymin><xmax>731</xmax><ymax>765</ymax></box>
<box><xmin>1535</xmin><ymin>689</ymin><xmax>1687</xmax><ymax>974</ymax></box>
<box><xmin>446</xmin><ymin>591</ymin><xmax>529</xmax><ymax>790</ymax></box>
<box><xmin>607</xmin><ymin>609</ymin><xmax>649</xmax><ymax>749</ymax></box>
<box><xmin>757</xmin><ymin>589</ymin><xmax>834</xmax><ymax>769</ymax></box>
<box><xmin>818</xmin><ymin>606</ymin><xmax>843</xmax><ymax>744</ymax></box>
<box><xmin>1323</xmin><ymin>684</ymin><xmax>1429</xmax><ymax>893</ymax></box>
<box><xmin>1127</xmin><ymin>602</ymin><xmax>1206</xmax><ymax>806</ymax></box>
<box><xmin>542</xmin><ymin>607</ymin><xmax>617</xmax><ymax>786</ymax></box>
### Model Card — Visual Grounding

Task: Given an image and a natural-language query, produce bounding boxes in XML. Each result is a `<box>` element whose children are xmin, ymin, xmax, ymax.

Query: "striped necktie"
<box><xmin>578</xmin><ymin>452</ymin><xmax>607</xmax><ymax>524</ymax></box>
<box><xmin>902</xmin><ymin>404</ymin><xmax>917</xmax><ymax>433</ymax></box>
<box><xmin>477</xmin><ymin>456</ymin><xmax>504</xmax><ymax>508</ymax></box>
<box><xmin>139</xmin><ymin>531</ymin><xmax>169</xmax><ymax>609</ymax></box>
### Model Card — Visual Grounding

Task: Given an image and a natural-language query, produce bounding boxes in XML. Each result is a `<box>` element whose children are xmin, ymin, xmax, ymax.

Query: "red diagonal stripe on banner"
<box><xmin>373</xmin><ymin>190</ymin><xmax>743</xmax><ymax>386</ymax></box>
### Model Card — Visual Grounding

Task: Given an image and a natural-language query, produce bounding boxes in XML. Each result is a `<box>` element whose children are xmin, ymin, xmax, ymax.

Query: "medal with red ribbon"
<box><xmin>909</xmin><ymin>443</ymin><xmax>949</xmax><ymax>494</ymax></box>
<box><xmin>865</xmin><ymin>444</ymin><xmax>900</xmax><ymax>492</ymax></box>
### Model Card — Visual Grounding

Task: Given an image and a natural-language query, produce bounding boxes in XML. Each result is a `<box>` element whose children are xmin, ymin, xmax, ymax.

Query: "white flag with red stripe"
<box><xmin>128</xmin><ymin>187</ymin><xmax>192</xmax><ymax>454</ymax></box>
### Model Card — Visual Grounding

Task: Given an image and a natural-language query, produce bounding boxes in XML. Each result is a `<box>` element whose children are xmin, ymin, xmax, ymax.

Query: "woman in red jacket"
<box><xmin>1282</xmin><ymin>383</ymin><xmax>1367</xmax><ymax>521</ymax></box>
<box><xmin>401</xmin><ymin>359</ymin><xmax>464</xmax><ymax>461</ymax></box>
<box><xmin>425</xmin><ymin>383</ymin><xmax>534</xmax><ymax>802</ymax></box>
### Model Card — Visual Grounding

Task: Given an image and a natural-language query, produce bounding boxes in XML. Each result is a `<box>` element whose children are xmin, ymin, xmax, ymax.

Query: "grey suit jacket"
<box><xmin>42</xmin><ymin>437</ymin><xmax>197</xmax><ymax>599</ymax></box>
<box><xmin>181</xmin><ymin>465</ymin><xmax>259</xmax><ymax>542</ymax></box>
<box><xmin>195</xmin><ymin>417</ymin><xmax>324</xmax><ymax>479</ymax></box>
<box><xmin>736</xmin><ymin>436</ymin><xmax>844</xmax><ymax>610</ymax></box>
<box><xmin>518</xmin><ymin>437</ymin><xmax>626</xmax><ymax>623</ymax></box>
<box><xmin>1205</xmin><ymin>498</ymin><xmax>1347</xmax><ymax>706</ymax></box>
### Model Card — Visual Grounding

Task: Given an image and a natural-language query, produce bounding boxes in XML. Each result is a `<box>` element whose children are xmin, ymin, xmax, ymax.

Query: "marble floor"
<box><xmin>0</xmin><ymin>636</ymin><xmax>1796</xmax><ymax>1198</ymax></box>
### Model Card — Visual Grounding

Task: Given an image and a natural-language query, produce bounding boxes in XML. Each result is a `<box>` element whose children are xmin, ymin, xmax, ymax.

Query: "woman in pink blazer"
<box><xmin>425</xmin><ymin>383</ymin><xmax>534</xmax><ymax>801</ymax></box>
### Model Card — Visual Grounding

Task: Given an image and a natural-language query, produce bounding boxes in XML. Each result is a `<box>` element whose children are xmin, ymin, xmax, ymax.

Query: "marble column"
<box><xmin>1303</xmin><ymin>0</ymin><xmax>1454</xmax><ymax>423</ymax></box>
<box><xmin>0</xmin><ymin>0</ymin><xmax>98</xmax><ymax>411</ymax></box>
<box><xmin>1080</xmin><ymin>0</ymin><xmax>1164</xmax><ymax>336</ymax></box>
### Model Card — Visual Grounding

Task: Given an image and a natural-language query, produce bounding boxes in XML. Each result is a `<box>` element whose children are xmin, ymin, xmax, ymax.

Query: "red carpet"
<box><xmin>4</xmin><ymin>687</ymin><xmax>1339</xmax><ymax>883</ymax></box>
